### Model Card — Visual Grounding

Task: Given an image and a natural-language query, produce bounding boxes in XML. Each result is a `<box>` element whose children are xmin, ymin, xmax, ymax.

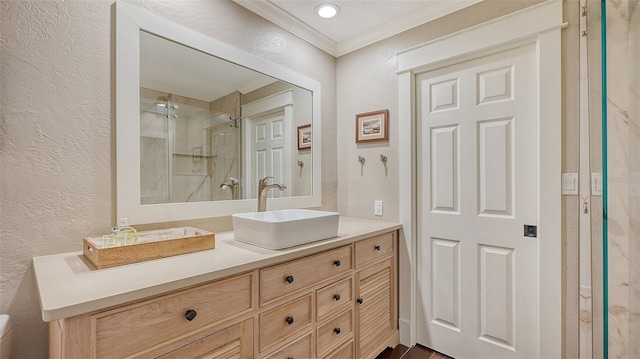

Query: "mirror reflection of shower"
<box><xmin>140</xmin><ymin>89</ymin><xmax>242</xmax><ymax>204</ymax></box>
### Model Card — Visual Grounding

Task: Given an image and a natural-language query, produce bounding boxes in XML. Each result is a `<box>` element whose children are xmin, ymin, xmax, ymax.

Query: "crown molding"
<box><xmin>336</xmin><ymin>0</ymin><xmax>483</xmax><ymax>56</ymax></box>
<box><xmin>233</xmin><ymin>0</ymin><xmax>338</xmax><ymax>56</ymax></box>
<box><xmin>234</xmin><ymin>0</ymin><xmax>483</xmax><ymax>57</ymax></box>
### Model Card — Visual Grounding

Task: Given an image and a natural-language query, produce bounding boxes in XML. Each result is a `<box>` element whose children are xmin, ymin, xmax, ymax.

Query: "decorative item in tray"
<box><xmin>83</xmin><ymin>227</ymin><xmax>215</xmax><ymax>269</ymax></box>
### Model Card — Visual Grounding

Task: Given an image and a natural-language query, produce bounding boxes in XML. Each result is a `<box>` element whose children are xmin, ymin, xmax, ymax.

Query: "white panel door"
<box><xmin>250</xmin><ymin>111</ymin><xmax>291</xmax><ymax>198</ymax></box>
<box><xmin>417</xmin><ymin>43</ymin><xmax>538</xmax><ymax>358</ymax></box>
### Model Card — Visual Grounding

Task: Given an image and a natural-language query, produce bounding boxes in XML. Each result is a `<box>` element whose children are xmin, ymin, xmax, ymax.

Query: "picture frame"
<box><xmin>356</xmin><ymin>109</ymin><xmax>389</xmax><ymax>143</ymax></box>
<box><xmin>297</xmin><ymin>124</ymin><xmax>312</xmax><ymax>150</ymax></box>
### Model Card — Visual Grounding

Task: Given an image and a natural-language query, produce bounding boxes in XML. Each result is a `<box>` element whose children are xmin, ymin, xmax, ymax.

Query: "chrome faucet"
<box><xmin>257</xmin><ymin>176</ymin><xmax>286</xmax><ymax>212</ymax></box>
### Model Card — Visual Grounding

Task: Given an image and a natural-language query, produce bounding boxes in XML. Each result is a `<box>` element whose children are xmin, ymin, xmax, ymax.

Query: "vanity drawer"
<box><xmin>317</xmin><ymin>309</ymin><xmax>353</xmax><ymax>357</ymax></box>
<box><xmin>259</xmin><ymin>295</ymin><xmax>312</xmax><ymax>352</ymax></box>
<box><xmin>355</xmin><ymin>232</ymin><xmax>395</xmax><ymax>267</ymax></box>
<box><xmin>317</xmin><ymin>277</ymin><xmax>352</xmax><ymax>321</ymax></box>
<box><xmin>260</xmin><ymin>246</ymin><xmax>353</xmax><ymax>305</ymax></box>
<box><xmin>323</xmin><ymin>339</ymin><xmax>354</xmax><ymax>359</ymax></box>
<box><xmin>158</xmin><ymin>318</ymin><xmax>253</xmax><ymax>358</ymax></box>
<box><xmin>93</xmin><ymin>273</ymin><xmax>253</xmax><ymax>358</ymax></box>
<box><xmin>263</xmin><ymin>333</ymin><xmax>312</xmax><ymax>359</ymax></box>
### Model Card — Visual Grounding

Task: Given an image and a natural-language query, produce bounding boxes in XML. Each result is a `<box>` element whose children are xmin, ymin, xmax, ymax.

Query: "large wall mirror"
<box><xmin>116</xmin><ymin>2</ymin><xmax>322</xmax><ymax>224</ymax></box>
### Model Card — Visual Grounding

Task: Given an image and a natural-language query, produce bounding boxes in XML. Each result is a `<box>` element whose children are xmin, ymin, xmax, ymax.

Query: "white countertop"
<box><xmin>33</xmin><ymin>216</ymin><xmax>401</xmax><ymax>322</ymax></box>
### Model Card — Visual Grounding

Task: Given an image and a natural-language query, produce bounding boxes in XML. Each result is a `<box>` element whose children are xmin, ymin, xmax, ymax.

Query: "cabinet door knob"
<box><xmin>333</xmin><ymin>260</ymin><xmax>341</xmax><ymax>267</ymax></box>
<box><xmin>375</xmin><ymin>245</ymin><xmax>381</xmax><ymax>251</ymax></box>
<box><xmin>357</xmin><ymin>298</ymin><xmax>364</xmax><ymax>305</ymax></box>
<box><xmin>334</xmin><ymin>327</ymin><xmax>341</xmax><ymax>335</ymax></box>
<box><xmin>333</xmin><ymin>294</ymin><xmax>341</xmax><ymax>301</ymax></box>
<box><xmin>285</xmin><ymin>275</ymin><xmax>294</xmax><ymax>284</ymax></box>
<box><xmin>185</xmin><ymin>309</ymin><xmax>197</xmax><ymax>321</ymax></box>
<box><xmin>285</xmin><ymin>316</ymin><xmax>294</xmax><ymax>325</ymax></box>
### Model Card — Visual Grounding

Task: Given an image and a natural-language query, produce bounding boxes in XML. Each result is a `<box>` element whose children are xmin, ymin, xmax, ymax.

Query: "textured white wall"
<box><xmin>0</xmin><ymin>1</ymin><xmax>335</xmax><ymax>357</ymax></box>
<box><xmin>336</xmin><ymin>0</ymin><xmax>543</xmax><ymax>221</ymax></box>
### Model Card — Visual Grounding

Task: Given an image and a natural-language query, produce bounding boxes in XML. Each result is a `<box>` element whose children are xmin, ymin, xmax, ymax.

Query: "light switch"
<box><xmin>374</xmin><ymin>200</ymin><xmax>383</xmax><ymax>216</ymax></box>
<box><xmin>592</xmin><ymin>173</ymin><xmax>603</xmax><ymax>196</ymax></box>
<box><xmin>562</xmin><ymin>173</ymin><xmax>579</xmax><ymax>195</ymax></box>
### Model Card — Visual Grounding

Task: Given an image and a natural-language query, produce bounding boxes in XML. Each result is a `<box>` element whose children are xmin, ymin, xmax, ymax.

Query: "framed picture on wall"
<box><xmin>356</xmin><ymin>109</ymin><xmax>388</xmax><ymax>143</ymax></box>
<box><xmin>297</xmin><ymin>124</ymin><xmax>311</xmax><ymax>150</ymax></box>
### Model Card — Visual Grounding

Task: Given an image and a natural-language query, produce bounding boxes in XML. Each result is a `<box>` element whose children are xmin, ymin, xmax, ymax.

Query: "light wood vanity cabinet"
<box><xmin>49</xmin><ymin>230</ymin><xmax>398</xmax><ymax>359</ymax></box>
<box><xmin>261</xmin><ymin>230</ymin><xmax>398</xmax><ymax>359</ymax></box>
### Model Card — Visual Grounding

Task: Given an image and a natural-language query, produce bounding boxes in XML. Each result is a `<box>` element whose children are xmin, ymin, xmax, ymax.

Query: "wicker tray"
<box><xmin>83</xmin><ymin>227</ymin><xmax>215</xmax><ymax>269</ymax></box>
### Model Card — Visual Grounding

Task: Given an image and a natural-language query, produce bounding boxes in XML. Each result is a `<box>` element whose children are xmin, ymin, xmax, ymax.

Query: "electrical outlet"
<box><xmin>374</xmin><ymin>200</ymin><xmax>383</xmax><ymax>216</ymax></box>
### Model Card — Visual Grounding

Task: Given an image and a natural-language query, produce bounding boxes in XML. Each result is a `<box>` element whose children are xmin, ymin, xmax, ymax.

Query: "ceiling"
<box><xmin>140</xmin><ymin>31</ymin><xmax>276</xmax><ymax>103</ymax></box>
<box><xmin>233</xmin><ymin>0</ymin><xmax>483</xmax><ymax>57</ymax></box>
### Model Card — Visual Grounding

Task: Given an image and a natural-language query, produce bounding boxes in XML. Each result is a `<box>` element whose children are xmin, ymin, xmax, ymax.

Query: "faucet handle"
<box><xmin>259</xmin><ymin>176</ymin><xmax>273</xmax><ymax>186</ymax></box>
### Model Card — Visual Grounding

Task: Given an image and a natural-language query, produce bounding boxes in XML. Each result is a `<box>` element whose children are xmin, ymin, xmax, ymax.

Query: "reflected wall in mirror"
<box><xmin>116</xmin><ymin>2</ymin><xmax>322</xmax><ymax>224</ymax></box>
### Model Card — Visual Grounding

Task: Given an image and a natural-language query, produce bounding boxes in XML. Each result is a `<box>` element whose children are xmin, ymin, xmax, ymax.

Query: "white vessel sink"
<box><xmin>232</xmin><ymin>209</ymin><xmax>339</xmax><ymax>250</ymax></box>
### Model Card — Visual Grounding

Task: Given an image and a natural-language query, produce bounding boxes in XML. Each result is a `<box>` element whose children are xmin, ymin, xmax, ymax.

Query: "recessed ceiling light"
<box><xmin>315</xmin><ymin>3</ymin><xmax>340</xmax><ymax>19</ymax></box>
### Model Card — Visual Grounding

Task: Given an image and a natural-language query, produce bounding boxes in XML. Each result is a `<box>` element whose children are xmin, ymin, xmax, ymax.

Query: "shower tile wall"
<box><xmin>628</xmin><ymin>0</ymin><xmax>640</xmax><ymax>356</ymax></box>
<box><xmin>140</xmin><ymin>88</ymin><xmax>240</xmax><ymax>203</ymax></box>
<box><xmin>209</xmin><ymin>91</ymin><xmax>241</xmax><ymax>201</ymax></box>
<box><xmin>606</xmin><ymin>0</ymin><xmax>633</xmax><ymax>357</ymax></box>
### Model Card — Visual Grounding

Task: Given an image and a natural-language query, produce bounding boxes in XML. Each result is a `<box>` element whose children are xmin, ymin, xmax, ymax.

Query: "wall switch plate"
<box><xmin>561</xmin><ymin>173</ymin><xmax>579</xmax><ymax>195</ymax></box>
<box><xmin>374</xmin><ymin>200</ymin><xmax>383</xmax><ymax>216</ymax></box>
<box><xmin>592</xmin><ymin>173</ymin><xmax>603</xmax><ymax>196</ymax></box>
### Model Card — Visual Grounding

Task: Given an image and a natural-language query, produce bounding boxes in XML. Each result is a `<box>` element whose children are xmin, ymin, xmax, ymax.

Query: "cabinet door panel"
<box><xmin>356</xmin><ymin>258</ymin><xmax>395</xmax><ymax>359</ymax></box>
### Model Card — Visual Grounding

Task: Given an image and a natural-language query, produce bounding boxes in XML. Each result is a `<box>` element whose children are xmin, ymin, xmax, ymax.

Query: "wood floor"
<box><xmin>376</xmin><ymin>344</ymin><xmax>453</xmax><ymax>359</ymax></box>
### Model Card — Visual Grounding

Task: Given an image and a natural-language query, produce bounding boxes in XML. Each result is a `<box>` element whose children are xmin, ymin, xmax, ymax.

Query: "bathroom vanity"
<box><xmin>33</xmin><ymin>217</ymin><xmax>401</xmax><ymax>358</ymax></box>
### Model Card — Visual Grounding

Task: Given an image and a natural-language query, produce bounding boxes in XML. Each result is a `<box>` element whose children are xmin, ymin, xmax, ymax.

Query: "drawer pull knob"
<box><xmin>333</xmin><ymin>260</ymin><xmax>341</xmax><ymax>267</ymax></box>
<box><xmin>285</xmin><ymin>316</ymin><xmax>294</xmax><ymax>325</ymax></box>
<box><xmin>285</xmin><ymin>275</ymin><xmax>294</xmax><ymax>284</ymax></box>
<box><xmin>375</xmin><ymin>245</ymin><xmax>381</xmax><ymax>251</ymax></box>
<box><xmin>334</xmin><ymin>327</ymin><xmax>341</xmax><ymax>335</ymax></box>
<box><xmin>333</xmin><ymin>294</ymin><xmax>341</xmax><ymax>301</ymax></box>
<box><xmin>184</xmin><ymin>309</ymin><xmax>197</xmax><ymax>321</ymax></box>
<box><xmin>357</xmin><ymin>298</ymin><xmax>364</xmax><ymax>305</ymax></box>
